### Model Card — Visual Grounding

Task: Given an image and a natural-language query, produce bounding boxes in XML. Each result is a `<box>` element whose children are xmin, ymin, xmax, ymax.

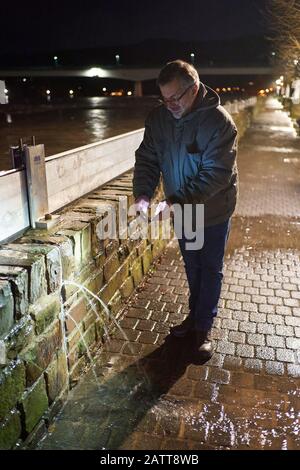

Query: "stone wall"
<box><xmin>0</xmin><ymin>104</ymin><xmax>255</xmax><ymax>449</ymax></box>
<box><xmin>0</xmin><ymin>171</ymin><xmax>169</xmax><ymax>449</ymax></box>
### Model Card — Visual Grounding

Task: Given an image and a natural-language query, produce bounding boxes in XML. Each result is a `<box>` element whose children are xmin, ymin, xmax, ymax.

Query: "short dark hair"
<box><xmin>157</xmin><ymin>60</ymin><xmax>200</xmax><ymax>88</ymax></box>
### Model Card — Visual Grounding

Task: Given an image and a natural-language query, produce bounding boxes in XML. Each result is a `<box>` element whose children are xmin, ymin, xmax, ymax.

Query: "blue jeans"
<box><xmin>177</xmin><ymin>219</ymin><xmax>231</xmax><ymax>331</ymax></box>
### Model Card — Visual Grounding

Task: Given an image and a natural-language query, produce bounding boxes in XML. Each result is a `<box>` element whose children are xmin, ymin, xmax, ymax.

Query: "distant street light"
<box><xmin>190</xmin><ymin>52</ymin><xmax>195</xmax><ymax>64</ymax></box>
<box><xmin>115</xmin><ymin>54</ymin><xmax>120</xmax><ymax>66</ymax></box>
<box><xmin>53</xmin><ymin>55</ymin><xmax>58</xmax><ymax>67</ymax></box>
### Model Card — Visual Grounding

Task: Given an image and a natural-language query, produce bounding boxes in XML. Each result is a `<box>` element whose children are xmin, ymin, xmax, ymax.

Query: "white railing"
<box><xmin>0</xmin><ymin>97</ymin><xmax>257</xmax><ymax>243</ymax></box>
<box><xmin>0</xmin><ymin>129</ymin><xmax>144</xmax><ymax>242</ymax></box>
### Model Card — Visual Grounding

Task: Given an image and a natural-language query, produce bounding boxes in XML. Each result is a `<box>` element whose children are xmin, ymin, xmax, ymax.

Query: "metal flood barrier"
<box><xmin>0</xmin><ymin>129</ymin><xmax>144</xmax><ymax>243</ymax></box>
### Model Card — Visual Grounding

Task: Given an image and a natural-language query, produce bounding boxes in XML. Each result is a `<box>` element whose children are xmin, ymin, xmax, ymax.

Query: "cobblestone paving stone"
<box><xmin>38</xmin><ymin>98</ymin><xmax>300</xmax><ymax>450</ymax></box>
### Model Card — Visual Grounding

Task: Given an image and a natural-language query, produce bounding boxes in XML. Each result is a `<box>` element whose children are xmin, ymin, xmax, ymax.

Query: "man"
<box><xmin>133</xmin><ymin>60</ymin><xmax>238</xmax><ymax>358</ymax></box>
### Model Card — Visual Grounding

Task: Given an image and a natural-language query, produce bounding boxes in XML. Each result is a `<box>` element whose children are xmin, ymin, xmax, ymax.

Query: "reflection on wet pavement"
<box><xmin>37</xmin><ymin>97</ymin><xmax>300</xmax><ymax>450</ymax></box>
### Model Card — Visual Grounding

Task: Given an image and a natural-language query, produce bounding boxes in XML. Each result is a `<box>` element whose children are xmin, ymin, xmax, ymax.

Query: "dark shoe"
<box><xmin>170</xmin><ymin>316</ymin><xmax>194</xmax><ymax>337</ymax></box>
<box><xmin>195</xmin><ymin>329</ymin><xmax>214</xmax><ymax>358</ymax></box>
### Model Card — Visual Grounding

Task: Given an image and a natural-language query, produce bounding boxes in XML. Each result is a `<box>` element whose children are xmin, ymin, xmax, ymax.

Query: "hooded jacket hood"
<box><xmin>194</xmin><ymin>82</ymin><xmax>221</xmax><ymax>111</ymax></box>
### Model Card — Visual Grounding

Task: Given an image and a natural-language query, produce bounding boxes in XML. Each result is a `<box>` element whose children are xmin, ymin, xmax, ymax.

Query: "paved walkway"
<box><xmin>38</xmin><ymin>98</ymin><xmax>300</xmax><ymax>450</ymax></box>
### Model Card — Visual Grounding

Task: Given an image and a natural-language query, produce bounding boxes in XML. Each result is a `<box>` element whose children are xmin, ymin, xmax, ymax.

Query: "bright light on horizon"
<box><xmin>86</xmin><ymin>67</ymin><xmax>104</xmax><ymax>77</ymax></box>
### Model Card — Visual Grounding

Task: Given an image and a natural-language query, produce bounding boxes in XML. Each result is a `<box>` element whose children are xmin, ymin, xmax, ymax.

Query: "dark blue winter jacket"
<box><xmin>133</xmin><ymin>82</ymin><xmax>238</xmax><ymax>226</ymax></box>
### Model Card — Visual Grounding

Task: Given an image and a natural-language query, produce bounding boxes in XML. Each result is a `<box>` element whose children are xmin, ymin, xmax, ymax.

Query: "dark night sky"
<box><xmin>1</xmin><ymin>0</ymin><xmax>269</xmax><ymax>55</ymax></box>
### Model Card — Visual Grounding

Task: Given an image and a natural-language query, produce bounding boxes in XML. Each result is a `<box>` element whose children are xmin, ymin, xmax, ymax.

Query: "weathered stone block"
<box><xmin>0</xmin><ymin>359</ymin><xmax>26</xmax><ymax>420</ymax></box>
<box><xmin>61</xmin><ymin>210</ymin><xmax>101</xmax><ymax>259</ymax></box>
<box><xmin>29</xmin><ymin>293</ymin><xmax>61</xmax><ymax>335</ymax></box>
<box><xmin>142</xmin><ymin>245</ymin><xmax>153</xmax><ymax>274</ymax></box>
<box><xmin>6</xmin><ymin>243</ymin><xmax>62</xmax><ymax>294</ymax></box>
<box><xmin>136</xmin><ymin>239</ymin><xmax>148</xmax><ymax>256</ymax></box>
<box><xmin>115</xmin><ymin>260</ymin><xmax>130</xmax><ymax>286</ymax></box>
<box><xmin>82</xmin><ymin>310</ymin><xmax>98</xmax><ymax>333</ymax></box>
<box><xmin>105</xmin><ymin>239</ymin><xmax>120</xmax><ymax>257</ymax></box>
<box><xmin>99</xmin><ymin>276</ymin><xmax>120</xmax><ymax>305</ymax></box>
<box><xmin>118</xmin><ymin>242</ymin><xmax>130</xmax><ymax>262</ymax></box>
<box><xmin>85</xmin><ymin>270</ymin><xmax>104</xmax><ymax>296</ymax></box>
<box><xmin>57</xmin><ymin>228</ymin><xmax>82</xmax><ymax>272</ymax></box>
<box><xmin>60</xmin><ymin>209</ymin><xmax>96</xmax><ymax>222</ymax></box>
<box><xmin>152</xmin><ymin>239</ymin><xmax>167</xmax><ymax>259</ymax></box>
<box><xmin>0</xmin><ymin>249</ymin><xmax>46</xmax><ymax>303</ymax></box>
<box><xmin>20</xmin><ymin>375</ymin><xmax>49</xmax><ymax>435</ymax></box>
<box><xmin>65</xmin><ymin>297</ymin><xmax>88</xmax><ymax>334</ymax></box>
<box><xmin>44</xmin><ymin>351</ymin><xmax>68</xmax><ymax>404</ymax></box>
<box><xmin>67</xmin><ymin>343</ymin><xmax>81</xmax><ymax>371</ymax></box>
<box><xmin>120</xmin><ymin>276</ymin><xmax>134</xmax><ymax>299</ymax></box>
<box><xmin>130</xmin><ymin>257</ymin><xmax>143</xmax><ymax>287</ymax></box>
<box><xmin>58</xmin><ymin>238</ymin><xmax>75</xmax><ymax>280</ymax></box>
<box><xmin>94</xmin><ymin>250</ymin><xmax>105</xmax><ymax>269</ymax></box>
<box><xmin>0</xmin><ymin>280</ymin><xmax>14</xmax><ymax>338</ymax></box>
<box><xmin>61</xmin><ymin>259</ymin><xmax>95</xmax><ymax>301</ymax></box>
<box><xmin>67</xmin><ymin>318</ymin><xmax>85</xmax><ymax>353</ymax></box>
<box><xmin>108</xmin><ymin>291</ymin><xmax>123</xmax><ymax>315</ymax></box>
<box><xmin>20</xmin><ymin>321</ymin><xmax>62</xmax><ymax>386</ymax></box>
<box><xmin>16</xmin><ymin>234</ymin><xmax>74</xmax><ymax>281</ymax></box>
<box><xmin>81</xmin><ymin>324</ymin><xmax>96</xmax><ymax>354</ymax></box>
<box><xmin>103</xmin><ymin>252</ymin><xmax>120</xmax><ymax>282</ymax></box>
<box><xmin>81</xmin><ymin>224</ymin><xmax>92</xmax><ymax>265</ymax></box>
<box><xmin>4</xmin><ymin>315</ymin><xmax>35</xmax><ymax>360</ymax></box>
<box><xmin>0</xmin><ymin>266</ymin><xmax>28</xmax><ymax>320</ymax></box>
<box><xmin>0</xmin><ymin>409</ymin><xmax>22</xmax><ymax>449</ymax></box>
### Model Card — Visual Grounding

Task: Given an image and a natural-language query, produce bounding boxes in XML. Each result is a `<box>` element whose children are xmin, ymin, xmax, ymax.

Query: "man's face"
<box><xmin>159</xmin><ymin>78</ymin><xmax>197</xmax><ymax>119</ymax></box>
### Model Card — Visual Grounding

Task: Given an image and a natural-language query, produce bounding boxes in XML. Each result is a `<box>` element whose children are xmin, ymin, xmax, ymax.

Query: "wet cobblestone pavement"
<box><xmin>38</xmin><ymin>98</ymin><xmax>300</xmax><ymax>450</ymax></box>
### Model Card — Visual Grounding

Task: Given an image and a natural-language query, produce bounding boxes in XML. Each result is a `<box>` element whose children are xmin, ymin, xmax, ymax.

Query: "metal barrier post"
<box><xmin>0</xmin><ymin>80</ymin><xmax>6</xmax><ymax>104</ymax></box>
<box><xmin>24</xmin><ymin>139</ymin><xmax>60</xmax><ymax>229</ymax></box>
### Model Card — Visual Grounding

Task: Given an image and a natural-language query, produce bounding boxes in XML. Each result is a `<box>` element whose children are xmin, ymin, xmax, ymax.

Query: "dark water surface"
<box><xmin>0</xmin><ymin>96</ymin><xmax>158</xmax><ymax>171</ymax></box>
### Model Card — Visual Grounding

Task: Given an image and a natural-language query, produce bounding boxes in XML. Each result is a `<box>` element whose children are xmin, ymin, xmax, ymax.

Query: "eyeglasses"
<box><xmin>159</xmin><ymin>83</ymin><xmax>195</xmax><ymax>106</ymax></box>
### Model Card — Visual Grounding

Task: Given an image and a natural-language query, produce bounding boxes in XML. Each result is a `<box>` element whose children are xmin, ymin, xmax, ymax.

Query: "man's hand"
<box><xmin>134</xmin><ymin>195</ymin><xmax>150</xmax><ymax>216</ymax></box>
<box><xmin>152</xmin><ymin>199</ymin><xmax>172</xmax><ymax>221</ymax></box>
